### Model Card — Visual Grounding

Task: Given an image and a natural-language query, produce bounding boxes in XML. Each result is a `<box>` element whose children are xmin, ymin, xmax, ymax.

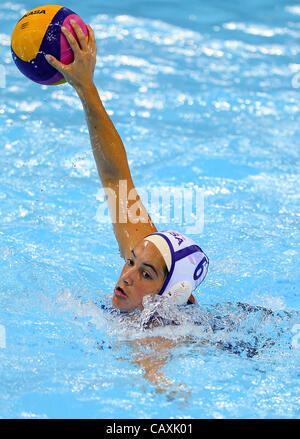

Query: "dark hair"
<box><xmin>163</xmin><ymin>263</ymin><xmax>169</xmax><ymax>280</ymax></box>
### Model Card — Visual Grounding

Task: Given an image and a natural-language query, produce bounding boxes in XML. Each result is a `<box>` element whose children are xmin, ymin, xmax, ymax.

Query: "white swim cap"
<box><xmin>144</xmin><ymin>230</ymin><xmax>209</xmax><ymax>305</ymax></box>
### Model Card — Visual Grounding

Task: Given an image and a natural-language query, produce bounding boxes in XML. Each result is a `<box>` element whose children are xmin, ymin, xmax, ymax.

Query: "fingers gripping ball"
<box><xmin>11</xmin><ymin>5</ymin><xmax>88</xmax><ymax>85</ymax></box>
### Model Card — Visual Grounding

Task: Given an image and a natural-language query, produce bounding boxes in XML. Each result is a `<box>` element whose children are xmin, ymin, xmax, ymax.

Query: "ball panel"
<box><xmin>38</xmin><ymin>70</ymin><xmax>66</xmax><ymax>85</ymax></box>
<box><xmin>49</xmin><ymin>77</ymin><xmax>66</xmax><ymax>86</ymax></box>
<box><xmin>60</xmin><ymin>14</ymin><xmax>88</xmax><ymax>64</ymax></box>
<box><xmin>11</xmin><ymin>5</ymin><xmax>63</xmax><ymax>61</ymax></box>
<box><xmin>40</xmin><ymin>7</ymin><xmax>74</xmax><ymax>62</ymax></box>
<box><xmin>11</xmin><ymin>45</ymin><xmax>60</xmax><ymax>83</ymax></box>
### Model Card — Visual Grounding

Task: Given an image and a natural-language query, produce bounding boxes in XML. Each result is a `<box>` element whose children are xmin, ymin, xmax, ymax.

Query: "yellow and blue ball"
<box><xmin>11</xmin><ymin>5</ymin><xmax>88</xmax><ymax>85</ymax></box>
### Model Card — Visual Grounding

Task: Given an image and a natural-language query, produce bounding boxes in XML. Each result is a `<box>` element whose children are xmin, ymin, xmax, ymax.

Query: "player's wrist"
<box><xmin>75</xmin><ymin>81</ymin><xmax>97</xmax><ymax>99</ymax></box>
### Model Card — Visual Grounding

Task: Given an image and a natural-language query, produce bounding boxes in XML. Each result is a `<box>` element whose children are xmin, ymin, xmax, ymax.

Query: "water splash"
<box><xmin>104</xmin><ymin>295</ymin><xmax>300</xmax><ymax>359</ymax></box>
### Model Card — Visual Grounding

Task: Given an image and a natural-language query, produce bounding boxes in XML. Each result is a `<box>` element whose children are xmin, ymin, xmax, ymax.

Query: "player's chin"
<box><xmin>112</xmin><ymin>293</ymin><xmax>131</xmax><ymax>311</ymax></box>
<box><xmin>111</xmin><ymin>294</ymin><xmax>138</xmax><ymax>311</ymax></box>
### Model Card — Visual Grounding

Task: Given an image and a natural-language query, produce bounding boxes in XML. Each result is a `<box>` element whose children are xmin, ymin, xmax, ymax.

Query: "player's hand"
<box><xmin>45</xmin><ymin>20</ymin><xmax>97</xmax><ymax>91</ymax></box>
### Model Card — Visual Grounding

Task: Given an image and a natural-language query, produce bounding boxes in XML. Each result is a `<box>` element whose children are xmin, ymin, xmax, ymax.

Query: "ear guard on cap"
<box><xmin>144</xmin><ymin>230</ymin><xmax>209</xmax><ymax>306</ymax></box>
<box><xmin>164</xmin><ymin>281</ymin><xmax>193</xmax><ymax>306</ymax></box>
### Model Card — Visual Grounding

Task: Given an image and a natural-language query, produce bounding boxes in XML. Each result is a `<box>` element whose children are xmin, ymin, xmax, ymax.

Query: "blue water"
<box><xmin>0</xmin><ymin>0</ymin><xmax>300</xmax><ymax>419</ymax></box>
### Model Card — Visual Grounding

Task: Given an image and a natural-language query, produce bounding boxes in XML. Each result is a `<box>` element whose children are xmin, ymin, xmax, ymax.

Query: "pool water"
<box><xmin>0</xmin><ymin>0</ymin><xmax>300</xmax><ymax>419</ymax></box>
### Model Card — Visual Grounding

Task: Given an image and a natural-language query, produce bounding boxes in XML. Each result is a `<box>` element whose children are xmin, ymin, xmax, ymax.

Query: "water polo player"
<box><xmin>46</xmin><ymin>21</ymin><xmax>209</xmax><ymax>312</ymax></box>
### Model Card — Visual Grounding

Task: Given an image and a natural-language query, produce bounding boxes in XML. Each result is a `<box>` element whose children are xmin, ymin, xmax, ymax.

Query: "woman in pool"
<box><xmin>46</xmin><ymin>21</ymin><xmax>209</xmax><ymax>312</ymax></box>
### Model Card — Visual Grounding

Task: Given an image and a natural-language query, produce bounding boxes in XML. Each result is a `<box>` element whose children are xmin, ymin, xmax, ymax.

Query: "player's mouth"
<box><xmin>114</xmin><ymin>285</ymin><xmax>127</xmax><ymax>299</ymax></box>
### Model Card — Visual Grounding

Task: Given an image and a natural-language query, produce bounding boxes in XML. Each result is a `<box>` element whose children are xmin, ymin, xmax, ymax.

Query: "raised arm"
<box><xmin>46</xmin><ymin>21</ymin><xmax>156</xmax><ymax>258</ymax></box>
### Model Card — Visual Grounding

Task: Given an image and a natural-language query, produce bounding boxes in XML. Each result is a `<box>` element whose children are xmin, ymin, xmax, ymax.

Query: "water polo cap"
<box><xmin>144</xmin><ymin>230</ymin><xmax>209</xmax><ymax>305</ymax></box>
